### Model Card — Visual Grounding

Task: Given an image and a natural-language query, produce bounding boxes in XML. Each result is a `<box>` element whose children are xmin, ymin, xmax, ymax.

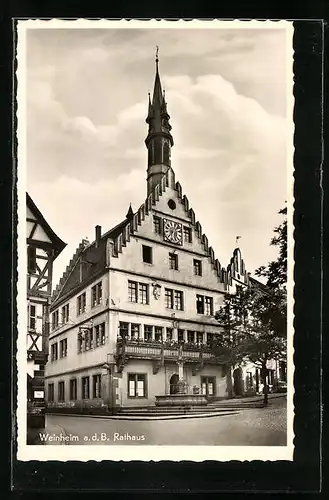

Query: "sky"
<box><xmin>23</xmin><ymin>21</ymin><xmax>293</xmax><ymax>289</ymax></box>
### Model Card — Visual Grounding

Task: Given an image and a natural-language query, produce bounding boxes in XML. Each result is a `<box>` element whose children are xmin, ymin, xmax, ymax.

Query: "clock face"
<box><xmin>163</xmin><ymin>219</ymin><xmax>183</xmax><ymax>245</ymax></box>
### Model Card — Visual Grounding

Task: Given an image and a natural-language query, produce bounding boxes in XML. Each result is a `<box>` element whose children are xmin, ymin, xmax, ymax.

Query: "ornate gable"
<box><xmin>109</xmin><ymin>168</ymin><xmax>228</xmax><ymax>286</ymax></box>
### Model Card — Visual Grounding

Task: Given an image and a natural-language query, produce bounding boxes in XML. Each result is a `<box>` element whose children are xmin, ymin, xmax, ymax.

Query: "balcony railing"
<box><xmin>116</xmin><ymin>337</ymin><xmax>216</xmax><ymax>362</ymax></box>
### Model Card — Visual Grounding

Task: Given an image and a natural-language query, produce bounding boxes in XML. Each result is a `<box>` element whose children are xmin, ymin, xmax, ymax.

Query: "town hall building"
<box><xmin>44</xmin><ymin>55</ymin><xmax>285</xmax><ymax>413</ymax></box>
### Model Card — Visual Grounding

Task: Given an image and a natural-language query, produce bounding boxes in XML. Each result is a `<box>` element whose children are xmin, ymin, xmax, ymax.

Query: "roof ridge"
<box><xmin>51</xmin><ymin>238</ymin><xmax>90</xmax><ymax>302</ymax></box>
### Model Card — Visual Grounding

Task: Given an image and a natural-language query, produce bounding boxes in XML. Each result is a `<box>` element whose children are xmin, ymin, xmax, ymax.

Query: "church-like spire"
<box><xmin>145</xmin><ymin>48</ymin><xmax>174</xmax><ymax>196</ymax></box>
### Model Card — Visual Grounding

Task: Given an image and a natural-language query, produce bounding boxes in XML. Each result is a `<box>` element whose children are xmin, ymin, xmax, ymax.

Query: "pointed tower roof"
<box><xmin>152</xmin><ymin>47</ymin><xmax>163</xmax><ymax>108</ymax></box>
<box><xmin>145</xmin><ymin>47</ymin><xmax>173</xmax><ymax>143</ymax></box>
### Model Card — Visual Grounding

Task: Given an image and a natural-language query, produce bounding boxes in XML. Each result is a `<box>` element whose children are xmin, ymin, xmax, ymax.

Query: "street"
<box><xmin>34</xmin><ymin>396</ymin><xmax>287</xmax><ymax>446</ymax></box>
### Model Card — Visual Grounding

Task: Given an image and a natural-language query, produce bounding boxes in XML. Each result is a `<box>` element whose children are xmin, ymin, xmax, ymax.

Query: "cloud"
<box><xmin>24</xmin><ymin>24</ymin><xmax>291</xmax><ymax>287</ymax></box>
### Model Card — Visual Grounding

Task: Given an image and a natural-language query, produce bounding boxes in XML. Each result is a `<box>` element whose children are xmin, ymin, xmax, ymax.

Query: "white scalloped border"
<box><xmin>16</xmin><ymin>18</ymin><xmax>295</xmax><ymax>463</ymax></box>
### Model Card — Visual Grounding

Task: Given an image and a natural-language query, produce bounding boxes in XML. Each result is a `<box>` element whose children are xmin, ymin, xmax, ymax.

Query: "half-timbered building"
<box><xmin>26</xmin><ymin>193</ymin><xmax>66</xmax><ymax>417</ymax></box>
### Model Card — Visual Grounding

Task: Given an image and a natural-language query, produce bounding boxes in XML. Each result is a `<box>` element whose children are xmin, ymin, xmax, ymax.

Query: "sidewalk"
<box><xmin>212</xmin><ymin>392</ymin><xmax>286</xmax><ymax>405</ymax></box>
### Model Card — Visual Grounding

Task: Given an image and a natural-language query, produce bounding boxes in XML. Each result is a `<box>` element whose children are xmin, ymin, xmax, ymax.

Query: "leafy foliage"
<box><xmin>256</xmin><ymin>206</ymin><xmax>287</xmax><ymax>289</ymax></box>
<box><xmin>214</xmin><ymin>207</ymin><xmax>288</xmax><ymax>404</ymax></box>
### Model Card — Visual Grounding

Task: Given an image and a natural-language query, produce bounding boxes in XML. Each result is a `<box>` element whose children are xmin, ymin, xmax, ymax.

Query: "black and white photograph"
<box><xmin>17</xmin><ymin>19</ymin><xmax>294</xmax><ymax>461</ymax></box>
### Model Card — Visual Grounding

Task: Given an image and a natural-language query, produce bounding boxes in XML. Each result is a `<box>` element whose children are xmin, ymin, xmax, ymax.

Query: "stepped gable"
<box><xmin>226</xmin><ymin>247</ymin><xmax>249</xmax><ymax>287</ymax></box>
<box><xmin>51</xmin><ymin>238</ymin><xmax>90</xmax><ymax>304</ymax></box>
<box><xmin>111</xmin><ymin>169</ymin><xmax>228</xmax><ymax>285</ymax></box>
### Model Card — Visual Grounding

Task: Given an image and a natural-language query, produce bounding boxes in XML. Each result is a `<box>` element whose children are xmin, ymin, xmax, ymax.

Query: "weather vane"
<box><xmin>156</xmin><ymin>45</ymin><xmax>159</xmax><ymax>62</ymax></box>
<box><xmin>236</xmin><ymin>235</ymin><xmax>241</xmax><ymax>247</ymax></box>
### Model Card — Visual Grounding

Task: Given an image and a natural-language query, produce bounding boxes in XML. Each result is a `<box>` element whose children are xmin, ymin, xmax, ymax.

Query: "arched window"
<box><xmin>155</xmin><ymin>140</ymin><xmax>162</xmax><ymax>164</ymax></box>
<box><xmin>163</xmin><ymin>141</ymin><xmax>170</xmax><ymax>165</ymax></box>
<box><xmin>148</xmin><ymin>146</ymin><xmax>153</xmax><ymax>165</ymax></box>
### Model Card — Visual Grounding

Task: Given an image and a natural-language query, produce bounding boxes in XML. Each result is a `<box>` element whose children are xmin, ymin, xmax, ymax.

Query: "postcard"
<box><xmin>16</xmin><ymin>18</ymin><xmax>294</xmax><ymax>462</ymax></box>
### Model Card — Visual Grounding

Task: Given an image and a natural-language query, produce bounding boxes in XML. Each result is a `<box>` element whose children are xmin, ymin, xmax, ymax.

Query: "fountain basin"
<box><xmin>155</xmin><ymin>394</ymin><xmax>208</xmax><ymax>407</ymax></box>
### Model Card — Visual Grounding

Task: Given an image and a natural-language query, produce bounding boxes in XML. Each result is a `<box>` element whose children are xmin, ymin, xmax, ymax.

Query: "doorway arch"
<box><xmin>233</xmin><ymin>368</ymin><xmax>243</xmax><ymax>397</ymax></box>
<box><xmin>169</xmin><ymin>373</ymin><xmax>179</xmax><ymax>395</ymax></box>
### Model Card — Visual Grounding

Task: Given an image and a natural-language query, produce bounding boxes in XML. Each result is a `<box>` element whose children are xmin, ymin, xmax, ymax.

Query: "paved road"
<box><xmin>39</xmin><ymin>396</ymin><xmax>287</xmax><ymax>446</ymax></box>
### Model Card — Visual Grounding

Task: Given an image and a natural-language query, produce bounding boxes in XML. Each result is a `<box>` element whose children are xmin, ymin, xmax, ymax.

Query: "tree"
<box><xmin>214</xmin><ymin>207</ymin><xmax>288</xmax><ymax>406</ymax></box>
<box><xmin>256</xmin><ymin>206</ymin><xmax>287</xmax><ymax>290</ymax></box>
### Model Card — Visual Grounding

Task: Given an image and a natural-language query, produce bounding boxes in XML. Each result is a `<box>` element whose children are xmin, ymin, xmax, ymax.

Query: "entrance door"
<box><xmin>169</xmin><ymin>374</ymin><xmax>179</xmax><ymax>394</ymax></box>
<box><xmin>233</xmin><ymin>368</ymin><xmax>243</xmax><ymax>396</ymax></box>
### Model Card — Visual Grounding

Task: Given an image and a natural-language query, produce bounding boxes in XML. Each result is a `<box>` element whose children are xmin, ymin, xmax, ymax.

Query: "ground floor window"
<box><xmin>93</xmin><ymin>374</ymin><xmax>102</xmax><ymax>398</ymax></box>
<box><xmin>82</xmin><ymin>376</ymin><xmax>90</xmax><ymax>399</ymax></box>
<box><xmin>201</xmin><ymin>376</ymin><xmax>216</xmax><ymax>396</ymax></box>
<box><xmin>58</xmin><ymin>381</ymin><xmax>65</xmax><ymax>402</ymax></box>
<box><xmin>128</xmin><ymin>373</ymin><xmax>147</xmax><ymax>398</ymax></box>
<box><xmin>48</xmin><ymin>383</ymin><xmax>54</xmax><ymax>402</ymax></box>
<box><xmin>70</xmin><ymin>379</ymin><xmax>77</xmax><ymax>400</ymax></box>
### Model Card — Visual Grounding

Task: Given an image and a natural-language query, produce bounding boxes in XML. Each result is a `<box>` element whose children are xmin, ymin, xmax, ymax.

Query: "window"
<box><xmin>196</xmin><ymin>332</ymin><xmax>204</xmax><ymax>344</ymax></box>
<box><xmin>174</xmin><ymin>290</ymin><xmax>184</xmax><ymax>311</ymax></box>
<box><xmin>196</xmin><ymin>295</ymin><xmax>213</xmax><ymax>315</ymax></box>
<box><xmin>165</xmin><ymin>288</ymin><xmax>184</xmax><ymax>310</ymax></box>
<box><xmin>77</xmin><ymin>327</ymin><xmax>93</xmax><ymax>352</ymax></box>
<box><xmin>144</xmin><ymin>325</ymin><xmax>153</xmax><ymax>341</ymax></box>
<box><xmin>201</xmin><ymin>376</ymin><xmax>216</xmax><ymax>397</ymax></box>
<box><xmin>166</xmin><ymin>328</ymin><xmax>173</xmax><ymax>341</ymax></box>
<box><xmin>206</xmin><ymin>333</ymin><xmax>215</xmax><ymax>345</ymax></box>
<box><xmin>169</xmin><ymin>252</ymin><xmax>178</xmax><ymax>270</ymax></box>
<box><xmin>128</xmin><ymin>373</ymin><xmax>147</xmax><ymax>398</ymax></box>
<box><xmin>165</xmin><ymin>288</ymin><xmax>173</xmax><ymax>309</ymax></box>
<box><xmin>77</xmin><ymin>293</ymin><xmax>86</xmax><ymax>315</ymax></box>
<box><xmin>183</xmin><ymin>226</ymin><xmax>192</xmax><ymax>243</ymax></box>
<box><xmin>128</xmin><ymin>281</ymin><xmax>149</xmax><ymax>304</ymax></box>
<box><xmin>119</xmin><ymin>322</ymin><xmax>129</xmax><ymax>338</ymax></box>
<box><xmin>279</xmin><ymin>361</ymin><xmax>287</xmax><ymax>382</ymax></box>
<box><xmin>168</xmin><ymin>199</ymin><xmax>176</xmax><ymax>210</ymax></box>
<box><xmin>62</xmin><ymin>304</ymin><xmax>69</xmax><ymax>324</ymax></box>
<box><xmin>95</xmin><ymin>323</ymin><xmax>106</xmax><ymax>346</ymax></box>
<box><xmin>48</xmin><ymin>383</ymin><xmax>54</xmax><ymax>402</ymax></box>
<box><xmin>70</xmin><ymin>379</ymin><xmax>77</xmax><ymax>400</ymax></box>
<box><xmin>58</xmin><ymin>381</ymin><xmax>65</xmax><ymax>402</ymax></box>
<box><xmin>52</xmin><ymin>310</ymin><xmax>59</xmax><ymax>330</ymax></box>
<box><xmin>59</xmin><ymin>338</ymin><xmax>67</xmax><ymax>358</ymax></box>
<box><xmin>246</xmin><ymin>372</ymin><xmax>253</xmax><ymax>390</ymax></box>
<box><xmin>163</xmin><ymin>141</ymin><xmax>170</xmax><ymax>165</ymax></box>
<box><xmin>128</xmin><ymin>281</ymin><xmax>138</xmax><ymax>302</ymax></box>
<box><xmin>139</xmin><ymin>283</ymin><xmax>149</xmax><ymax>304</ymax></box>
<box><xmin>131</xmin><ymin>323</ymin><xmax>140</xmax><ymax>340</ymax></box>
<box><xmin>91</xmin><ymin>281</ymin><xmax>102</xmax><ymax>307</ymax></box>
<box><xmin>187</xmin><ymin>330</ymin><xmax>195</xmax><ymax>343</ymax></box>
<box><xmin>153</xmin><ymin>216</ymin><xmax>161</xmax><ymax>234</ymax></box>
<box><xmin>193</xmin><ymin>259</ymin><xmax>202</xmax><ymax>276</ymax></box>
<box><xmin>205</xmin><ymin>296</ymin><xmax>213</xmax><ymax>315</ymax></box>
<box><xmin>82</xmin><ymin>376</ymin><xmax>90</xmax><ymax>399</ymax></box>
<box><xmin>93</xmin><ymin>374</ymin><xmax>102</xmax><ymax>398</ymax></box>
<box><xmin>142</xmin><ymin>245</ymin><xmax>153</xmax><ymax>264</ymax></box>
<box><xmin>50</xmin><ymin>343</ymin><xmax>58</xmax><ymax>361</ymax></box>
<box><xmin>155</xmin><ymin>326</ymin><xmax>163</xmax><ymax>342</ymax></box>
<box><xmin>28</xmin><ymin>304</ymin><xmax>36</xmax><ymax>330</ymax></box>
<box><xmin>27</xmin><ymin>246</ymin><xmax>37</xmax><ymax>274</ymax></box>
<box><xmin>178</xmin><ymin>329</ymin><xmax>184</xmax><ymax>343</ymax></box>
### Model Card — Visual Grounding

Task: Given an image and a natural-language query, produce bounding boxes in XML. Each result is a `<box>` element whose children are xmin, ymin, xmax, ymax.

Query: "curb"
<box><xmin>46</xmin><ymin>410</ymin><xmax>240</xmax><ymax>421</ymax></box>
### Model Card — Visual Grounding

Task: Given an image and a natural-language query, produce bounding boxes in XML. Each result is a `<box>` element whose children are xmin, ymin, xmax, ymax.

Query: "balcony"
<box><xmin>115</xmin><ymin>337</ymin><xmax>219</xmax><ymax>374</ymax></box>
